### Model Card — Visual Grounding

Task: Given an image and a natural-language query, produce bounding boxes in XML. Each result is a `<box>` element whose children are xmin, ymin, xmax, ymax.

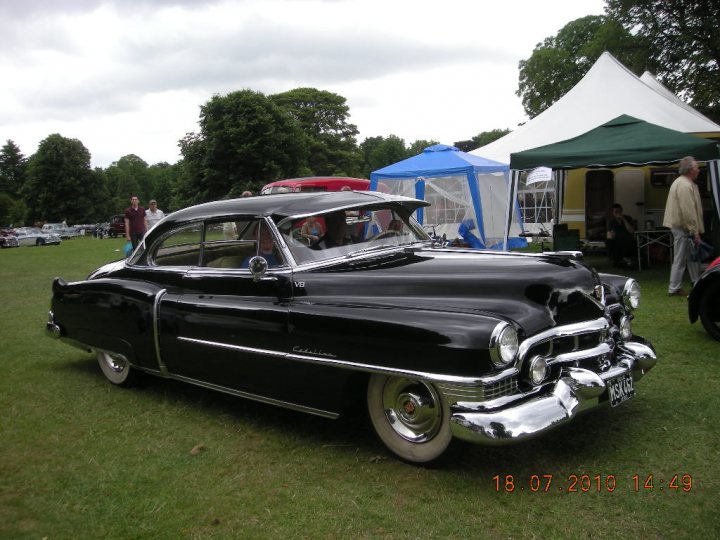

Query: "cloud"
<box><xmin>1</xmin><ymin>0</ymin><xmax>607</xmax><ymax>167</ymax></box>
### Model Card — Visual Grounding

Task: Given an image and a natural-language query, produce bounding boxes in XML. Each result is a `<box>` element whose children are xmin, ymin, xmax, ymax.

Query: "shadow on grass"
<box><xmin>54</xmin><ymin>353</ymin><xmax>647</xmax><ymax>473</ymax></box>
<box><xmin>54</xmin><ymin>353</ymin><xmax>382</xmax><ymax>452</ymax></box>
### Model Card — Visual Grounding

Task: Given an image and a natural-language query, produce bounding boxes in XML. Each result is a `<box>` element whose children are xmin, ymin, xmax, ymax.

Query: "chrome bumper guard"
<box><xmin>449</xmin><ymin>340</ymin><xmax>657</xmax><ymax>445</ymax></box>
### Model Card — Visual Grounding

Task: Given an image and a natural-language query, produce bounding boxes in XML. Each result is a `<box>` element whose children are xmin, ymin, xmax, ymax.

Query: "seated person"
<box><xmin>387</xmin><ymin>219</ymin><xmax>403</xmax><ymax>232</ymax></box>
<box><xmin>606</xmin><ymin>203</ymin><xmax>636</xmax><ymax>268</ymax></box>
<box><xmin>241</xmin><ymin>225</ymin><xmax>282</xmax><ymax>268</ymax></box>
<box><xmin>314</xmin><ymin>211</ymin><xmax>352</xmax><ymax>249</ymax></box>
<box><xmin>300</xmin><ymin>216</ymin><xmax>323</xmax><ymax>244</ymax></box>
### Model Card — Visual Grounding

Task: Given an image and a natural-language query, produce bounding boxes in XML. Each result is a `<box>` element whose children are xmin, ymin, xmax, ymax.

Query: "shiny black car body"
<box><xmin>46</xmin><ymin>191</ymin><xmax>657</xmax><ymax>463</ymax></box>
<box><xmin>688</xmin><ymin>256</ymin><xmax>720</xmax><ymax>341</ymax></box>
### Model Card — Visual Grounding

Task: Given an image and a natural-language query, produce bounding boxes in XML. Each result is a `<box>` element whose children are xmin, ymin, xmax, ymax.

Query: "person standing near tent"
<box><xmin>663</xmin><ymin>156</ymin><xmax>704</xmax><ymax>297</ymax></box>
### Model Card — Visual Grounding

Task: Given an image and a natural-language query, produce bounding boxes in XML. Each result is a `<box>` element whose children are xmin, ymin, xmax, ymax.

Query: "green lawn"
<box><xmin>1</xmin><ymin>238</ymin><xmax>718</xmax><ymax>539</ymax></box>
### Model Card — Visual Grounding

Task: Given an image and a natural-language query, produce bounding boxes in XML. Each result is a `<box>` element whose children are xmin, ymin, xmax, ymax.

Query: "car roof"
<box><xmin>163</xmin><ymin>191</ymin><xmax>428</xmax><ymax>226</ymax></box>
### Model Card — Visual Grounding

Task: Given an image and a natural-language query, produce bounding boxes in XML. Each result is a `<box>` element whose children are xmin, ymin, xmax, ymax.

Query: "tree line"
<box><xmin>1</xmin><ymin>1</ymin><xmax>714</xmax><ymax>226</ymax></box>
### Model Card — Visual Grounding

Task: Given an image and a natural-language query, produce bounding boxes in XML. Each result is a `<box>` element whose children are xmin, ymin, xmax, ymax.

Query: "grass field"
<box><xmin>1</xmin><ymin>237</ymin><xmax>718</xmax><ymax>539</ymax></box>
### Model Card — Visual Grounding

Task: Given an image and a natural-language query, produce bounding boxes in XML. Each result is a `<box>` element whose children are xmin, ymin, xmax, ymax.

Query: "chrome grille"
<box><xmin>484</xmin><ymin>375</ymin><xmax>518</xmax><ymax>400</ymax></box>
<box><xmin>437</xmin><ymin>375</ymin><xmax>518</xmax><ymax>404</ymax></box>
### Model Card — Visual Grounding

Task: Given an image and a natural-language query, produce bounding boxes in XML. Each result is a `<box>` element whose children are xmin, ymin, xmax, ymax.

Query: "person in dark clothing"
<box><xmin>315</xmin><ymin>211</ymin><xmax>352</xmax><ymax>249</ymax></box>
<box><xmin>124</xmin><ymin>196</ymin><xmax>146</xmax><ymax>250</ymax></box>
<box><xmin>606</xmin><ymin>203</ymin><xmax>636</xmax><ymax>268</ymax></box>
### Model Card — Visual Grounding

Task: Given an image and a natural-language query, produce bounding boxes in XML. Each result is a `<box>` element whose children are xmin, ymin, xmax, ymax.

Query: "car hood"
<box><xmin>300</xmin><ymin>248</ymin><xmax>605</xmax><ymax>336</ymax></box>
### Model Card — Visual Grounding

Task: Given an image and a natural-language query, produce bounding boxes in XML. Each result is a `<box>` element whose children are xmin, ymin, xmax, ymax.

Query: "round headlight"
<box><xmin>491</xmin><ymin>323</ymin><xmax>518</xmax><ymax>366</ymax></box>
<box><xmin>619</xmin><ymin>316</ymin><xmax>633</xmax><ymax>340</ymax></box>
<box><xmin>622</xmin><ymin>279</ymin><xmax>641</xmax><ymax>310</ymax></box>
<box><xmin>528</xmin><ymin>356</ymin><xmax>548</xmax><ymax>386</ymax></box>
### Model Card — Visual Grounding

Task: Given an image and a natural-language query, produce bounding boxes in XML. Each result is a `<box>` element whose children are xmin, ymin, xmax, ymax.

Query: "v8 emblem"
<box><xmin>294</xmin><ymin>281</ymin><xmax>305</xmax><ymax>288</ymax></box>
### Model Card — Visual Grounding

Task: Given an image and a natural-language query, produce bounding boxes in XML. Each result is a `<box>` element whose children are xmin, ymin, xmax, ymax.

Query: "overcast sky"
<box><xmin>1</xmin><ymin>0</ymin><xmax>605</xmax><ymax>168</ymax></box>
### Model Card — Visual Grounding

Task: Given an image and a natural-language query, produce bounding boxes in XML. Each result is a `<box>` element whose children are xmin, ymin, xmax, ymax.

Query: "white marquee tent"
<box><xmin>470</xmin><ymin>51</ymin><xmax>720</xmax><ymax>248</ymax></box>
<box><xmin>471</xmin><ymin>51</ymin><xmax>720</xmax><ymax>165</ymax></box>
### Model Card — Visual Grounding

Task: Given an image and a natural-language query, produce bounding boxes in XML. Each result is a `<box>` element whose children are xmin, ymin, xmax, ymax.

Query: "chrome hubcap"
<box><xmin>382</xmin><ymin>378</ymin><xmax>443</xmax><ymax>442</ymax></box>
<box><xmin>102</xmin><ymin>352</ymin><xmax>126</xmax><ymax>373</ymax></box>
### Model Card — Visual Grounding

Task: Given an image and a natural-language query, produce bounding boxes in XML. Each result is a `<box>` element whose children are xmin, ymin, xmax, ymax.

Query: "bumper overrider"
<box><xmin>449</xmin><ymin>339</ymin><xmax>656</xmax><ymax>445</ymax></box>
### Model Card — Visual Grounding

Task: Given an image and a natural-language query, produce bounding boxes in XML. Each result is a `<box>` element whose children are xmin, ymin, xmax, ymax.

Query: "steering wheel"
<box><xmin>368</xmin><ymin>230</ymin><xmax>401</xmax><ymax>244</ymax></box>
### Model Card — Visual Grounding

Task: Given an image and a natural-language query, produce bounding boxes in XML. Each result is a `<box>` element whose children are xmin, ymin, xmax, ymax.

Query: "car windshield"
<box><xmin>276</xmin><ymin>204</ymin><xmax>431</xmax><ymax>265</ymax></box>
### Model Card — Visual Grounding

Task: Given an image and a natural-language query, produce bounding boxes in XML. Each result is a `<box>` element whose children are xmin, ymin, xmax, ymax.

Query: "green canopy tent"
<box><xmin>504</xmin><ymin>115</ymin><xmax>720</xmax><ymax>247</ymax></box>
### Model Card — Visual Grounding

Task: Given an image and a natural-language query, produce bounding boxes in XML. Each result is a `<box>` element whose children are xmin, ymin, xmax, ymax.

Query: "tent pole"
<box><xmin>504</xmin><ymin>170</ymin><xmax>519</xmax><ymax>250</ymax></box>
<box><xmin>709</xmin><ymin>160</ymin><xmax>720</xmax><ymax>222</ymax></box>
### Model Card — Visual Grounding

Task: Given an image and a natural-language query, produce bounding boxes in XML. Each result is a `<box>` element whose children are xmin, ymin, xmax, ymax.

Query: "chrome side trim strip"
<box><xmin>169</xmin><ymin>373</ymin><xmax>339</xmax><ymax>419</ymax></box>
<box><xmin>153</xmin><ymin>289</ymin><xmax>168</xmax><ymax>375</ymax></box>
<box><xmin>518</xmin><ymin>317</ymin><xmax>608</xmax><ymax>360</ymax></box>
<box><xmin>177</xmin><ymin>336</ymin><xmax>501</xmax><ymax>386</ymax></box>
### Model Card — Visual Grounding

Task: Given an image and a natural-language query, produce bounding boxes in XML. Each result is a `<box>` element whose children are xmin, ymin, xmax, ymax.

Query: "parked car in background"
<box><xmin>688</xmin><ymin>256</ymin><xmax>720</xmax><ymax>341</ymax></box>
<box><xmin>107</xmin><ymin>215</ymin><xmax>126</xmax><ymax>238</ymax></box>
<box><xmin>41</xmin><ymin>223</ymin><xmax>78</xmax><ymax>239</ymax></box>
<box><xmin>261</xmin><ymin>176</ymin><xmax>372</xmax><ymax>194</ymax></box>
<box><xmin>0</xmin><ymin>229</ymin><xmax>19</xmax><ymax>248</ymax></box>
<box><xmin>46</xmin><ymin>191</ymin><xmax>657</xmax><ymax>464</ymax></box>
<box><xmin>15</xmin><ymin>227</ymin><xmax>61</xmax><ymax>246</ymax></box>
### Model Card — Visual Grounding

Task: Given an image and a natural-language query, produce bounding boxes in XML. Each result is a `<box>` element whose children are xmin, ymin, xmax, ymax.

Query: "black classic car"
<box><xmin>46</xmin><ymin>191</ymin><xmax>657</xmax><ymax>463</ymax></box>
<box><xmin>688</xmin><ymin>255</ymin><xmax>720</xmax><ymax>341</ymax></box>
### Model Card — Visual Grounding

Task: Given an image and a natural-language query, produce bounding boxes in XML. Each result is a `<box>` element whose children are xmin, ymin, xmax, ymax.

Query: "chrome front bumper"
<box><xmin>449</xmin><ymin>341</ymin><xmax>657</xmax><ymax>445</ymax></box>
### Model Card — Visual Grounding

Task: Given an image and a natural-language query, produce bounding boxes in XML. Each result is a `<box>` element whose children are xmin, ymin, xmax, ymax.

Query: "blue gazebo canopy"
<box><xmin>370</xmin><ymin>145</ymin><xmax>523</xmax><ymax>249</ymax></box>
<box><xmin>370</xmin><ymin>144</ymin><xmax>508</xmax><ymax>178</ymax></box>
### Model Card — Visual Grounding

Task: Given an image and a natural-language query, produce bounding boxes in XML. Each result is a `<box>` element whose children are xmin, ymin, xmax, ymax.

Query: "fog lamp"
<box><xmin>528</xmin><ymin>356</ymin><xmax>548</xmax><ymax>386</ymax></box>
<box><xmin>619</xmin><ymin>316</ymin><xmax>633</xmax><ymax>340</ymax></box>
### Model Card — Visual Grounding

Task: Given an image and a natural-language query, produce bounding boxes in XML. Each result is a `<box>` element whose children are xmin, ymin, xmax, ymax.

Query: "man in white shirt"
<box><xmin>144</xmin><ymin>199</ymin><xmax>165</xmax><ymax>232</ymax></box>
<box><xmin>662</xmin><ymin>156</ymin><xmax>704</xmax><ymax>297</ymax></box>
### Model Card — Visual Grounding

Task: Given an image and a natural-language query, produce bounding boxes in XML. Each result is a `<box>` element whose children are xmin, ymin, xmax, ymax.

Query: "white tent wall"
<box><xmin>422</xmin><ymin>175</ymin><xmax>477</xmax><ymax>241</ymax></box>
<box><xmin>373</xmin><ymin>171</ymin><xmax>524</xmax><ymax>248</ymax></box>
<box><xmin>478</xmin><ymin>172</ymin><xmax>523</xmax><ymax>247</ymax></box>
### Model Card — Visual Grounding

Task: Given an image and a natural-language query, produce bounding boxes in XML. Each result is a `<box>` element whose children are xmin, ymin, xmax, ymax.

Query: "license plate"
<box><xmin>607</xmin><ymin>372</ymin><xmax>635</xmax><ymax>407</ymax></box>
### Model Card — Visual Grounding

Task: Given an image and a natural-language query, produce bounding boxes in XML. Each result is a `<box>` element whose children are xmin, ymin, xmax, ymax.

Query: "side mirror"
<box><xmin>248</xmin><ymin>256</ymin><xmax>268</xmax><ymax>281</ymax></box>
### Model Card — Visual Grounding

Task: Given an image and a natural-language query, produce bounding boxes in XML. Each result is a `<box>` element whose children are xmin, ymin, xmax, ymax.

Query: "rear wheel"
<box><xmin>367</xmin><ymin>374</ymin><xmax>454</xmax><ymax>464</ymax></box>
<box><xmin>36</xmin><ymin>238</ymin><xmax>45</xmax><ymax>246</ymax></box>
<box><xmin>699</xmin><ymin>281</ymin><xmax>720</xmax><ymax>341</ymax></box>
<box><xmin>97</xmin><ymin>351</ymin><xmax>137</xmax><ymax>386</ymax></box>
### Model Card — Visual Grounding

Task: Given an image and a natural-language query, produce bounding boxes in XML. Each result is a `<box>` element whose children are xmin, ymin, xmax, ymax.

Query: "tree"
<box><xmin>0</xmin><ymin>140</ymin><xmax>27</xmax><ymax>198</ymax></box>
<box><xmin>454</xmin><ymin>129</ymin><xmax>511</xmax><ymax>152</ymax></box>
<box><xmin>178</xmin><ymin>90</ymin><xmax>309</xmax><ymax>205</ymax></box>
<box><xmin>22</xmin><ymin>134</ymin><xmax>107</xmax><ymax>224</ymax></box>
<box><xmin>517</xmin><ymin>15</ymin><xmax>650</xmax><ymax>117</ymax></box>
<box><xmin>366</xmin><ymin>135</ymin><xmax>407</xmax><ymax>174</ymax></box>
<box><xmin>105</xmin><ymin>154</ymin><xmax>152</xmax><ymax>212</ymax></box>
<box><xmin>270</xmin><ymin>88</ymin><xmax>362</xmax><ymax>176</ymax></box>
<box><xmin>406</xmin><ymin>139</ymin><xmax>440</xmax><ymax>157</ymax></box>
<box><xmin>147</xmin><ymin>161</ymin><xmax>182</xmax><ymax>212</ymax></box>
<box><xmin>606</xmin><ymin>0</ymin><xmax>720</xmax><ymax>121</ymax></box>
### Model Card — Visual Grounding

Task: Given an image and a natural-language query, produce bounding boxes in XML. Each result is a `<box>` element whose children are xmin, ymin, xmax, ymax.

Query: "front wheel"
<box><xmin>97</xmin><ymin>351</ymin><xmax>138</xmax><ymax>386</ymax></box>
<box><xmin>699</xmin><ymin>281</ymin><xmax>720</xmax><ymax>341</ymax></box>
<box><xmin>36</xmin><ymin>238</ymin><xmax>45</xmax><ymax>246</ymax></box>
<box><xmin>367</xmin><ymin>374</ymin><xmax>454</xmax><ymax>464</ymax></box>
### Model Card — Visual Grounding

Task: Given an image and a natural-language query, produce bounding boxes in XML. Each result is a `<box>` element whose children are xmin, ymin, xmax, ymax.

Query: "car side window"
<box><xmin>200</xmin><ymin>219</ymin><xmax>286</xmax><ymax>269</ymax></box>
<box><xmin>153</xmin><ymin>224</ymin><xmax>202</xmax><ymax>267</ymax></box>
<box><xmin>202</xmin><ymin>219</ymin><xmax>258</xmax><ymax>269</ymax></box>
